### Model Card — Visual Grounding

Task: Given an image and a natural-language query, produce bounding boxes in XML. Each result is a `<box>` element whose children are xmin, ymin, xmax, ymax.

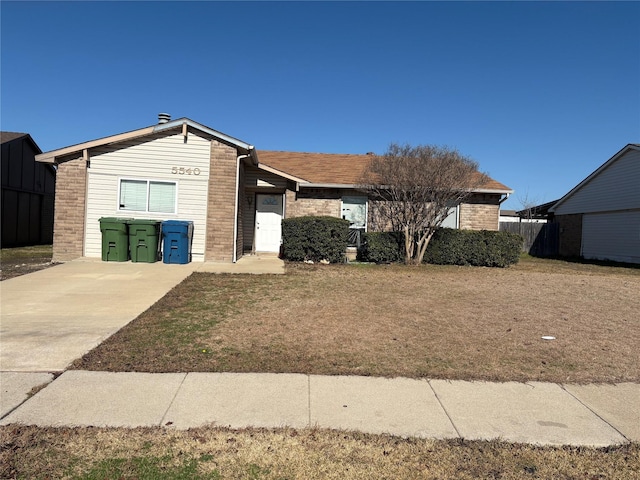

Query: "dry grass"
<box><xmin>0</xmin><ymin>245</ymin><xmax>55</xmax><ymax>280</ymax></box>
<box><xmin>2</xmin><ymin>425</ymin><xmax>638</xmax><ymax>480</ymax></box>
<box><xmin>72</xmin><ymin>257</ymin><xmax>640</xmax><ymax>383</ymax></box>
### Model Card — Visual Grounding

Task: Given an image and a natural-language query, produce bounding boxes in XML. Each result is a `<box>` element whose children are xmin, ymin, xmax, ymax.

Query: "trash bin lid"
<box><xmin>127</xmin><ymin>219</ymin><xmax>161</xmax><ymax>225</ymax></box>
<box><xmin>99</xmin><ymin>217</ymin><xmax>133</xmax><ymax>223</ymax></box>
<box><xmin>162</xmin><ymin>220</ymin><xmax>193</xmax><ymax>226</ymax></box>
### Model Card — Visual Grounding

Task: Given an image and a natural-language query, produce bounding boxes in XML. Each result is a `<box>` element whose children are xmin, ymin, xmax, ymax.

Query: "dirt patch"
<box><xmin>72</xmin><ymin>258</ymin><xmax>640</xmax><ymax>383</ymax></box>
<box><xmin>0</xmin><ymin>245</ymin><xmax>56</xmax><ymax>280</ymax></box>
<box><xmin>2</xmin><ymin>425</ymin><xmax>638</xmax><ymax>480</ymax></box>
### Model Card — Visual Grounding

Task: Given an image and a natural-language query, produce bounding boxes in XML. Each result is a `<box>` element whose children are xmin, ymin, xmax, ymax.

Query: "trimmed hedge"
<box><xmin>358</xmin><ymin>228</ymin><xmax>522</xmax><ymax>267</ymax></box>
<box><xmin>424</xmin><ymin>228</ymin><xmax>522</xmax><ymax>267</ymax></box>
<box><xmin>281</xmin><ymin>216</ymin><xmax>350</xmax><ymax>263</ymax></box>
<box><xmin>356</xmin><ymin>231</ymin><xmax>404</xmax><ymax>263</ymax></box>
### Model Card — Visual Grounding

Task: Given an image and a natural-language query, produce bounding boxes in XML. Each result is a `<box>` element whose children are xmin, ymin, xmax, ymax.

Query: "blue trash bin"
<box><xmin>161</xmin><ymin>220</ymin><xmax>193</xmax><ymax>264</ymax></box>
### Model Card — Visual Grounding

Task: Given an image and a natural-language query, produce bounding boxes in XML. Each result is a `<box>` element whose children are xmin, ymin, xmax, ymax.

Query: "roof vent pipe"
<box><xmin>158</xmin><ymin>113</ymin><xmax>171</xmax><ymax>124</ymax></box>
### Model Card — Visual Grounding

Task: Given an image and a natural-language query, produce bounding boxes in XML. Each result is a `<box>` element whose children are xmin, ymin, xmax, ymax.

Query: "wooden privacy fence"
<box><xmin>499</xmin><ymin>222</ymin><xmax>559</xmax><ymax>257</ymax></box>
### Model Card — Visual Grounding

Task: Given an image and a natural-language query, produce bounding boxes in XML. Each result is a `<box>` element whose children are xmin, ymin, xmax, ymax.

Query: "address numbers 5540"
<box><xmin>171</xmin><ymin>167</ymin><xmax>201</xmax><ymax>175</ymax></box>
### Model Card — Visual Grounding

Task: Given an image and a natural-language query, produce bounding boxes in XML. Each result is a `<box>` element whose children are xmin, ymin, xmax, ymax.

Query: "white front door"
<box><xmin>255</xmin><ymin>194</ymin><xmax>283</xmax><ymax>252</ymax></box>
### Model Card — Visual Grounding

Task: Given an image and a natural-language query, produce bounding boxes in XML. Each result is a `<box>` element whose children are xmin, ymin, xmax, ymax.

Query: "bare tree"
<box><xmin>516</xmin><ymin>190</ymin><xmax>542</xmax><ymax>222</ymax></box>
<box><xmin>359</xmin><ymin>143</ymin><xmax>489</xmax><ymax>265</ymax></box>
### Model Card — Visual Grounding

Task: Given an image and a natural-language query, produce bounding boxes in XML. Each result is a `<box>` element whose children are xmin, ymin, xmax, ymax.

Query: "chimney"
<box><xmin>158</xmin><ymin>113</ymin><xmax>171</xmax><ymax>124</ymax></box>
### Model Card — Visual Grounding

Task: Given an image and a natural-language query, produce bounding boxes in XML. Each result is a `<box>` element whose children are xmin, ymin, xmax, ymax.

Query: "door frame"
<box><xmin>254</xmin><ymin>193</ymin><xmax>284</xmax><ymax>253</ymax></box>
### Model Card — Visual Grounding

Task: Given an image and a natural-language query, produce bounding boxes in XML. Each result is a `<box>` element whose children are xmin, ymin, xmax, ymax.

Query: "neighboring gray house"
<box><xmin>549</xmin><ymin>144</ymin><xmax>639</xmax><ymax>264</ymax></box>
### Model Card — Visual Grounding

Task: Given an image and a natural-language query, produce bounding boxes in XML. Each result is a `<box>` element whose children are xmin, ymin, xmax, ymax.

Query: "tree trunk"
<box><xmin>415</xmin><ymin>231</ymin><xmax>434</xmax><ymax>265</ymax></box>
<box><xmin>403</xmin><ymin>225</ymin><xmax>415</xmax><ymax>265</ymax></box>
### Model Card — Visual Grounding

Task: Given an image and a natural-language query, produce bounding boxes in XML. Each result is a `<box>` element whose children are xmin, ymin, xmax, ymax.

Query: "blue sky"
<box><xmin>2</xmin><ymin>1</ymin><xmax>638</xmax><ymax>210</ymax></box>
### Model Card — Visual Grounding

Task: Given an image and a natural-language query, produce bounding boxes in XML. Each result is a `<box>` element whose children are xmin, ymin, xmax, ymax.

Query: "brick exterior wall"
<box><xmin>52</xmin><ymin>155</ymin><xmax>87</xmax><ymax>262</ymax></box>
<box><xmin>459</xmin><ymin>193</ymin><xmax>501</xmax><ymax>231</ymax></box>
<box><xmin>284</xmin><ymin>189</ymin><xmax>503</xmax><ymax>232</ymax></box>
<box><xmin>284</xmin><ymin>189</ymin><xmax>341</xmax><ymax>218</ymax></box>
<box><xmin>555</xmin><ymin>213</ymin><xmax>583</xmax><ymax>257</ymax></box>
<box><xmin>368</xmin><ymin>200</ymin><xmax>394</xmax><ymax>232</ymax></box>
<box><xmin>205</xmin><ymin>141</ymin><xmax>238</xmax><ymax>262</ymax></box>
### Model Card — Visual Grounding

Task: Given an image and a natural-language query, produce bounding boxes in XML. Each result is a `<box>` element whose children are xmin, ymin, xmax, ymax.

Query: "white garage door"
<box><xmin>582</xmin><ymin>210</ymin><xmax>640</xmax><ymax>264</ymax></box>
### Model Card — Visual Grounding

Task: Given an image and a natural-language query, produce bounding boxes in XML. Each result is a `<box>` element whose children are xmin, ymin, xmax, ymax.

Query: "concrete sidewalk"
<box><xmin>1</xmin><ymin>371</ymin><xmax>638</xmax><ymax>447</ymax></box>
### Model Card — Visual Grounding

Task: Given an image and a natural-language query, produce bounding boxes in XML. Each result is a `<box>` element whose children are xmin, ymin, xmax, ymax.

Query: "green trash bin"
<box><xmin>127</xmin><ymin>219</ymin><xmax>161</xmax><ymax>263</ymax></box>
<box><xmin>99</xmin><ymin>217</ymin><xmax>131</xmax><ymax>262</ymax></box>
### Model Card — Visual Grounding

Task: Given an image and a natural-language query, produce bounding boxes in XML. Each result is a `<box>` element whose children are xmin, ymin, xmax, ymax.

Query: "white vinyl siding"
<box><xmin>582</xmin><ymin>210</ymin><xmax>640</xmax><ymax>264</ymax></box>
<box><xmin>84</xmin><ymin>131</ymin><xmax>211</xmax><ymax>261</ymax></box>
<box><xmin>553</xmin><ymin>149</ymin><xmax>640</xmax><ymax>215</ymax></box>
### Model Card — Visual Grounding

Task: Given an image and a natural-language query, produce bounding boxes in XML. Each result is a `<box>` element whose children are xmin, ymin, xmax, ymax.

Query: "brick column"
<box><xmin>52</xmin><ymin>155</ymin><xmax>87</xmax><ymax>261</ymax></box>
<box><xmin>205</xmin><ymin>141</ymin><xmax>238</xmax><ymax>262</ymax></box>
<box><xmin>459</xmin><ymin>203</ymin><xmax>500</xmax><ymax>230</ymax></box>
<box><xmin>459</xmin><ymin>193</ymin><xmax>501</xmax><ymax>231</ymax></box>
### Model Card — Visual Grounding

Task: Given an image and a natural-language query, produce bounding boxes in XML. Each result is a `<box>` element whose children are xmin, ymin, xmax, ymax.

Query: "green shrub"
<box><xmin>358</xmin><ymin>228</ymin><xmax>522</xmax><ymax>267</ymax></box>
<box><xmin>424</xmin><ymin>228</ymin><xmax>522</xmax><ymax>267</ymax></box>
<box><xmin>357</xmin><ymin>231</ymin><xmax>404</xmax><ymax>263</ymax></box>
<box><xmin>281</xmin><ymin>216</ymin><xmax>350</xmax><ymax>263</ymax></box>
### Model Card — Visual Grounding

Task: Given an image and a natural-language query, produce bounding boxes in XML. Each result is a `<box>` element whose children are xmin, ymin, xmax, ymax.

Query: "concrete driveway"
<box><xmin>0</xmin><ymin>259</ymin><xmax>199</xmax><ymax>372</ymax></box>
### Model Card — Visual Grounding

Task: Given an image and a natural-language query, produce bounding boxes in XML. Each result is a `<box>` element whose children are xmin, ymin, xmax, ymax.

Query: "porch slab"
<box><xmin>196</xmin><ymin>255</ymin><xmax>284</xmax><ymax>274</ymax></box>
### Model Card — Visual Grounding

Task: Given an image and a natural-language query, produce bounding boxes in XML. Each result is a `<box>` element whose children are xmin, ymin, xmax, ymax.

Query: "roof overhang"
<box><xmin>474</xmin><ymin>188</ymin><xmax>514</xmax><ymax>195</ymax></box>
<box><xmin>297</xmin><ymin>184</ymin><xmax>513</xmax><ymax>195</ymax></box>
<box><xmin>256</xmin><ymin>162</ymin><xmax>308</xmax><ymax>183</ymax></box>
<box><xmin>35</xmin><ymin>118</ymin><xmax>257</xmax><ymax>165</ymax></box>
<box><xmin>300</xmin><ymin>183</ymin><xmax>357</xmax><ymax>189</ymax></box>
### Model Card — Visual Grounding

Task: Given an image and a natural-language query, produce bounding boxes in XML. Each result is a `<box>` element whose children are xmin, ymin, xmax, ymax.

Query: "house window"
<box><xmin>342</xmin><ymin>196</ymin><xmax>367</xmax><ymax>247</ymax></box>
<box><xmin>341</xmin><ymin>196</ymin><xmax>367</xmax><ymax>229</ymax></box>
<box><xmin>119</xmin><ymin>179</ymin><xmax>176</xmax><ymax>213</ymax></box>
<box><xmin>441</xmin><ymin>205</ymin><xmax>459</xmax><ymax>229</ymax></box>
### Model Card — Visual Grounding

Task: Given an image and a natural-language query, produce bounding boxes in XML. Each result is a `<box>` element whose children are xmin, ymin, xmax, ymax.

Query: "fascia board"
<box><xmin>474</xmin><ymin>188</ymin><xmax>514</xmax><ymax>194</ymax></box>
<box><xmin>35</xmin><ymin>126</ymin><xmax>156</xmax><ymax>164</ymax></box>
<box><xmin>157</xmin><ymin>118</ymin><xmax>254</xmax><ymax>152</ymax></box>
<box><xmin>257</xmin><ymin>163</ymin><xmax>309</xmax><ymax>183</ymax></box>
<box><xmin>301</xmin><ymin>183</ymin><xmax>358</xmax><ymax>189</ymax></box>
<box><xmin>35</xmin><ymin>117</ymin><xmax>257</xmax><ymax>164</ymax></box>
<box><xmin>299</xmin><ymin>184</ymin><xmax>512</xmax><ymax>194</ymax></box>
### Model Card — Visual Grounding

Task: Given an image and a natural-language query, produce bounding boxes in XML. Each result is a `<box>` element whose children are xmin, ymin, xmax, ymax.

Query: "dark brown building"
<box><xmin>1</xmin><ymin>132</ymin><xmax>55</xmax><ymax>247</ymax></box>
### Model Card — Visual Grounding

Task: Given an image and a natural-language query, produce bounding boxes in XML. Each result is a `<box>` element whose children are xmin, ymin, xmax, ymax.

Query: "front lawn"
<box><xmin>72</xmin><ymin>257</ymin><xmax>640</xmax><ymax>384</ymax></box>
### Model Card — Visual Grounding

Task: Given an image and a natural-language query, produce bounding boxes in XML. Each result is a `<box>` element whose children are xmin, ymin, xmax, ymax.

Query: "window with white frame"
<box><xmin>341</xmin><ymin>196</ymin><xmax>367</xmax><ymax>229</ymax></box>
<box><xmin>119</xmin><ymin>179</ymin><xmax>176</xmax><ymax>213</ymax></box>
<box><xmin>342</xmin><ymin>196</ymin><xmax>367</xmax><ymax>248</ymax></box>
